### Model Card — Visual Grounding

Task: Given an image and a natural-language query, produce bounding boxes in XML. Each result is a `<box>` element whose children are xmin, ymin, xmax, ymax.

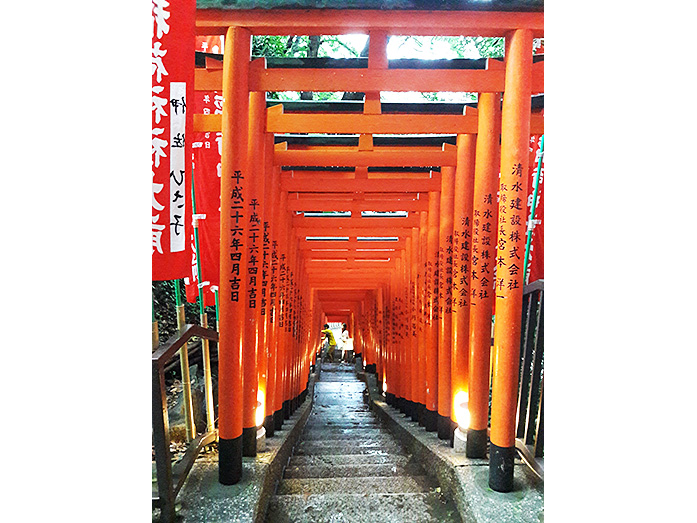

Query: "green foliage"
<box><xmin>152</xmin><ymin>280</ymin><xmax>217</xmax><ymax>343</ymax></box>
<box><xmin>252</xmin><ymin>35</ymin><xmax>291</xmax><ymax>58</ymax></box>
<box><xmin>319</xmin><ymin>36</ymin><xmax>364</xmax><ymax>58</ymax></box>
<box><xmin>442</xmin><ymin>36</ymin><xmax>505</xmax><ymax>59</ymax></box>
<box><xmin>313</xmin><ymin>92</ymin><xmax>344</xmax><ymax>101</ymax></box>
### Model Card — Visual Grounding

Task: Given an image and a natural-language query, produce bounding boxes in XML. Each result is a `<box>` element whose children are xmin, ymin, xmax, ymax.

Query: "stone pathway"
<box><xmin>265</xmin><ymin>362</ymin><xmax>463</xmax><ymax>522</ymax></box>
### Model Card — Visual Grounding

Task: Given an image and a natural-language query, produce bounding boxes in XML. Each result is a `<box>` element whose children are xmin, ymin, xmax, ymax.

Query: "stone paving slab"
<box><xmin>266</xmin><ymin>492</ymin><xmax>463</xmax><ymax>523</ymax></box>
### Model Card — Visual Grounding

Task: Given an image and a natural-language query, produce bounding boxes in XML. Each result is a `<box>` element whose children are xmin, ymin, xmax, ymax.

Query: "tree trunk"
<box><xmin>342</xmin><ymin>37</ymin><xmax>373</xmax><ymax>101</ymax></box>
<box><xmin>300</xmin><ymin>35</ymin><xmax>322</xmax><ymax>100</ymax></box>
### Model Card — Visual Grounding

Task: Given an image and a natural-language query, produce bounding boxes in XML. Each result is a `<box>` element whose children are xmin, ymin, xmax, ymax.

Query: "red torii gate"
<box><xmin>194</xmin><ymin>7</ymin><xmax>543</xmax><ymax>494</ymax></box>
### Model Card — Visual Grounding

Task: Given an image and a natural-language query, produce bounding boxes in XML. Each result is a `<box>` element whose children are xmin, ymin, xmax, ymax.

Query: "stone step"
<box><xmin>276</xmin><ymin>474</ymin><xmax>437</xmax><ymax>496</ymax></box>
<box><xmin>300</xmin><ymin>428</ymin><xmax>385</xmax><ymax>440</ymax></box>
<box><xmin>314</xmin><ymin>383</ymin><xmax>365</xmax><ymax>392</ymax></box>
<box><xmin>307</xmin><ymin>410</ymin><xmax>373</xmax><ymax>417</ymax></box>
<box><xmin>283</xmin><ymin>461</ymin><xmax>425</xmax><ymax>479</ymax></box>
<box><xmin>288</xmin><ymin>453</ymin><xmax>413</xmax><ymax>468</ymax></box>
<box><xmin>311</xmin><ymin>405</ymin><xmax>369</xmax><ymax>412</ymax></box>
<box><xmin>304</xmin><ymin>423</ymin><xmax>382</xmax><ymax>431</ymax></box>
<box><xmin>312</xmin><ymin>400</ymin><xmax>365</xmax><ymax>406</ymax></box>
<box><xmin>313</xmin><ymin>388</ymin><xmax>364</xmax><ymax>395</ymax></box>
<box><xmin>308</xmin><ymin>410</ymin><xmax>374</xmax><ymax>416</ymax></box>
<box><xmin>266</xmin><ymin>492</ymin><xmax>462</xmax><ymax>523</ymax></box>
<box><xmin>304</xmin><ymin>424</ymin><xmax>382</xmax><ymax>432</ymax></box>
<box><xmin>293</xmin><ymin>442</ymin><xmax>405</xmax><ymax>456</ymax></box>
<box><xmin>305</xmin><ymin>416</ymin><xmax>382</xmax><ymax>429</ymax></box>
<box><xmin>312</xmin><ymin>395</ymin><xmax>365</xmax><ymax>403</ymax></box>
<box><xmin>296</xmin><ymin>435</ymin><xmax>397</xmax><ymax>447</ymax></box>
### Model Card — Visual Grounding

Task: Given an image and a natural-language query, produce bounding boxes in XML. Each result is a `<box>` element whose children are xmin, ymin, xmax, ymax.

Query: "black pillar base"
<box><xmin>274</xmin><ymin>409</ymin><xmax>284</xmax><ymax>431</ymax></box>
<box><xmin>283</xmin><ymin>400</ymin><xmax>291</xmax><ymax>420</ymax></box>
<box><xmin>402</xmin><ymin>399</ymin><xmax>413</xmax><ymax>418</ymax></box>
<box><xmin>397</xmin><ymin>397</ymin><xmax>407</xmax><ymax>414</ymax></box>
<box><xmin>385</xmin><ymin>392</ymin><xmax>395</xmax><ymax>405</ymax></box>
<box><xmin>242</xmin><ymin>426</ymin><xmax>256</xmax><ymax>457</ymax></box>
<box><xmin>417</xmin><ymin>403</ymin><xmax>426</xmax><ymax>426</ymax></box>
<box><xmin>489</xmin><ymin>443</ymin><xmax>516</xmax><ymax>492</ymax></box>
<box><xmin>466</xmin><ymin>428</ymin><xmax>488</xmax><ymax>458</ymax></box>
<box><xmin>424</xmin><ymin>408</ymin><xmax>438</xmax><ymax>432</ymax></box>
<box><xmin>264</xmin><ymin>415</ymin><xmax>275</xmax><ymax>438</ymax></box>
<box><xmin>218</xmin><ymin>436</ymin><xmax>243</xmax><ymax>485</ymax></box>
<box><xmin>437</xmin><ymin>414</ymin><xmax>452</xmax><ymax>441</ymax></box>
<box><xmin>411</xmin><ymin>402</ymin><xmax>421</xmax><ymax>423</ymax></box>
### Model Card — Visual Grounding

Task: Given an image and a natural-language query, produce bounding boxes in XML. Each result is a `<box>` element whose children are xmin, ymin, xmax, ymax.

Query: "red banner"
<box><xmin>184</xmin><ymin>90</ymin><xmax>223</xmax><ymax>307</ymax></box>
<box><xmin>525</xmin><ymin>134</ymin><xmax>544</xmax><ymax>284</ymax></box>
<box><xmin>152</xmin><ymin>0</ymin><xmax>195</xmax><ymax>281</ymax></box>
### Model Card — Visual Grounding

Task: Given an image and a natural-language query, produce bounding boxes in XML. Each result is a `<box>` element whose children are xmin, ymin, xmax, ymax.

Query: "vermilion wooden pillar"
<box><xmin>437</xmin><ymin>165</ymin><xmax>455</xmax><ymax>440</ymax></box>
<box><xmin>290</xmin><ymin>241</ymin><xmax>300</xmax><ymax>407</ymax></box>
<box><xmin>410</xmin><ymin>226</ymin><xmax>421</xmax><ymax>422</ymax></box>
<box><xmin>451</xmin><ymin>132</ymin><xmax>476</xmax><ymax>439</ymax></box>
<box><xmin>218</xmin><ymin>25</ymin><xmax>251</xmax><ymax>485</ymax></box>
<box><xmin>403</xmin><ymin>238</ymin><xmax>414</xmax><ymax>416</ymax></box>
<box><xmin>363</xmin><ymin>295</ymin><xmax>372</xmax><ymax>369</ymax></box>
<box><xmin>416</xmin><ymin>210</ymin><xmax>428</xmax><ymax>424</ymax></box>
<box><xmin>468</xmin><ymin>92</ymin><xmax>501</xmax><ymax>458</ymax></box>
<box><xmin>263</xmin><ymin>138</ymin><xmax>278</xmax><ymax>437</ymax></box>
<box><xmin>369</xmin><ymin>291</ymin><xmax>377</xmax><ymax>370</ymax></box>
<box><xmin>272</xmin><ymin>190</ymin><xmax>288</xmax><ymax>431</ymax></box>
<box><xmin>424</xmin><ymin>190</ymin><xmax>440</xmax><ymax>431</ymax></box>
<box><xmin>242</xmin><ymin>89</ymin><xmax>266</xmax><ymax>457</ymax></box>
<box><xmin>490</xmin><ymin>28</ymin><xmax>533</xmax><ymax>493</ymax></box>
<box><xmin>280</xmin><ymin>201</ymin><xmax>293</xmax><ymax>421</ymax></box>
<box><xmin>384</xmin><ymin>263</ymin><xmax>397</xmax><ymax>402</ymax></box>
<box><xmin>397</xmin><ymin>257</ymin><xmax>404</xmax><ymax>404</ymax></box>
<box><xmin>376</xmin><ymin>286</ymin><xmax>384</xmax><ymax>391</ymax></box>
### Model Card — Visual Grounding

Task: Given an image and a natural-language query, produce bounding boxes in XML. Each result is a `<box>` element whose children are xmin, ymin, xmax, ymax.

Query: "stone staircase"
<box><xmin>265</xmin><ymin>362</ymin><xmax>462</xmax><ymax>523</ymax></box>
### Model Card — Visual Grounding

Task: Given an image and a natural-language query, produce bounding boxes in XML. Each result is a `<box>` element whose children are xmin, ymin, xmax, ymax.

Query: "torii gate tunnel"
<box><xmin>194</xmin><ymin>7</ymin><xmax>544</xmax><ymax>494</ymax></box>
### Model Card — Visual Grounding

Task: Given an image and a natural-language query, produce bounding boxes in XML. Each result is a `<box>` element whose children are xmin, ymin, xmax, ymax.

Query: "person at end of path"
<box><xmin>321</xmin><ymin>324</ymin><xmax>337</xmax><ymax>363</ymax></box>
<box><xmin>340</xmin><ymin>323</ymin><xmax>351</xmax><ymax>363</ymax></box>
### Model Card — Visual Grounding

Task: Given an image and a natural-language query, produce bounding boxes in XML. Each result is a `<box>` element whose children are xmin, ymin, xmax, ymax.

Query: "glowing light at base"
<box><xmin>453</xmin><ymin>391</ymin><xmax>470</xmax><ymax>430</ymax></box>
<box><xmin>382</xmin><ymin>381</ymin><xmax>387</xmax><ymax>393</ymax></box>
<box><xmin>256</xmin><ymin>389</ymin><xmax>265</xmax><ymax>427</ymax></box>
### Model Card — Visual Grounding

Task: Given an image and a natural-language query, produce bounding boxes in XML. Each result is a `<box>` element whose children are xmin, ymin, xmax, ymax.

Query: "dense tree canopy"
<box><xmin>249</xmin><ymin>35</ymin><xmax>525</xmax><ymax>102</ymax></box>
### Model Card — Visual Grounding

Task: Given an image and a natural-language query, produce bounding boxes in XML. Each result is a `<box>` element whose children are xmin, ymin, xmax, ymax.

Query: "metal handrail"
<box><xmin>515</xmin><ymin>279</ymin><xmax>544</xmax><ymax>480</ymax></box>
<box><xmin>152</xmin><ymin>324</ymin><xmax>219</xmax><ymax>523</ymax></box>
